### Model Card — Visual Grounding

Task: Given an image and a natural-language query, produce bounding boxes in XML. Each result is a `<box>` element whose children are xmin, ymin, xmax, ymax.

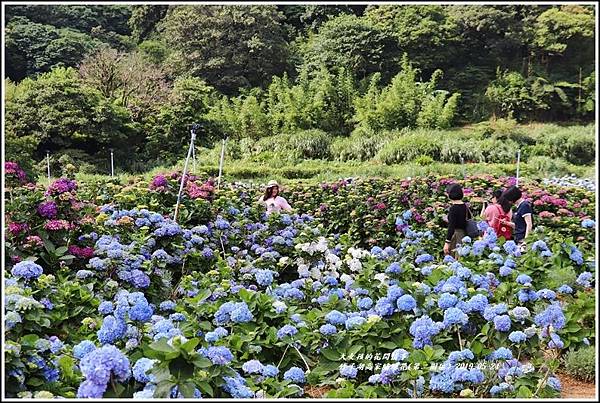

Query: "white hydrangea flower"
<box><xmin>348</xmin><ymin>258</ymin><xmax>362</xmax><ymax>272</ymax></box>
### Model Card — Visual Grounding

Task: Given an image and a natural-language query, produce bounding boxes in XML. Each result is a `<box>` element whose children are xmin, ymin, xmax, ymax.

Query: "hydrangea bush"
<box><xmin>4</xmin><ymin>171</ymin><xmax>595</xmax><ymax>398</ymax></box>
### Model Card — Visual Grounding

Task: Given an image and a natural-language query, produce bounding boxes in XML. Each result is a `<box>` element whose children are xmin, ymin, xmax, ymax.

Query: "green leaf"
<box><xmin>190</xmin><ymin>356</ymin><xmax>212</xmax><ymax>368</ymax></box>
<box><xmin>380</xmin><ymin>340</ymin><xmax>398</xmax><ymax>349</ymax></box>
<box><xmin>481</xmin><ymin>323</ymin><xmax>490</xmax><ymax>335</ymax></box>
<box><xmin>55</xmin><ymin>246</ymin><xmax>68</xmax><ymax>255</ymax></box>
<box><xmin>348</xmin><ymin>344</ymin><xmax>363</xmax><ymax>357</ymax></box>
<box><xmin>58</xmin><ymin>355</ymin><xmax>75</xmax><ymax>379</ymax></box>
<box><xmin>20</xmin><ymin>334</ymin><xmax>40</xmax><ymax>347</ymax></box>
<box><xmin>27</xmin><ymin>377</ymin><xmax>44</xmax><ymax>387</ymax></box>
<box><xmin>321</xmin><ymin>348</ymin><xmax>341</xmax><ymax>361</ymax></box>
<box><xmin>197</xmin><ymin>381</ymin><xmax>213</xmax><ymax>396</ymax></box>
<box><xmin>150</xmin><ymin>338</ymin><xmax>177</xmax><ymax>354</ymax></box>
<box><xmin>516</xmin><ymin>385</ymin><xmax>532</xmax><ymax>397</ymax></box>
<box><xmin>177</xmin><ymin>381</ymin><xmax>196</xmax><ymax>398</ymax></box>
<box><xmin>470</xmin><ymin>340</ymin><xmax>484</xmax><ymax>355</ymax></box>
<box><xmin>154</xmin><ymin>380</ymin><xmax>176</xmax><ymax>398</ymax></box>
<box><xmin>180</xmin><ymin>338</ymin><xmax>200</xmax><ymax>353</ymax></box>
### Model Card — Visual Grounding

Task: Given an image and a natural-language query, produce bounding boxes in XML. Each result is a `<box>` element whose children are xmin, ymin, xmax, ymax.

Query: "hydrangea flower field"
<box><xmin>4</xmin><ymin>163</ymin><xmax>596</xmax><ymax>398</ymax></box>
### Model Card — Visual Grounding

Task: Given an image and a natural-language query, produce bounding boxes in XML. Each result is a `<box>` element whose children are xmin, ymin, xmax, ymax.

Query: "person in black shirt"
<box><xmin>497</xmin><ymin>186</ymin><xmax>533</xmax><ymax>245</ymax></box>
<box><xmin>444</xmin><ymin>184</ymin><xmax>471</xmax><ymax>256</ymax></box>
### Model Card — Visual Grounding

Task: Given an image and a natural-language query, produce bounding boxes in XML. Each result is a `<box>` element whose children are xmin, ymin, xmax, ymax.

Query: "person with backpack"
<box><xmin>484</xmin><ymin>189</ymin><xmax>513</xmax><ymax>240</ymax></box>
<box><xmin>443</xmin><ymin>184</ymin><xmax>472</xmax><ymax>256</ymax></box>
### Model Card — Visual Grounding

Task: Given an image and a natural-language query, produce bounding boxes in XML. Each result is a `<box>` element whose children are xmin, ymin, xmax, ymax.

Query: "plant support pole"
<box><xmin>110</xmin><ymin>149</ymin><xmax>114</xmax><ymax>177</ymax></box>
<box><xmin>515</xmin><ymin>149</ymin><xmax>521</xmax><ymax>187</ymax></box>
<box><xmin>46</xmin><ymin>151</ymin><xmax>51</xmax><ymax>181</ymax></box>
<box><xmin>192</xmin><ymin>143</ymin><xmax>196</xmax><ymax>174</ymax></box>
<box><xmin>217</xmin><ymin>137</ymin><xmax>227</xmax><ymax>189</ymax></box>
<box><xmin>173</xmin><ymin>130</ymin><xmax>196</xmax><ymax>222</ymax></box>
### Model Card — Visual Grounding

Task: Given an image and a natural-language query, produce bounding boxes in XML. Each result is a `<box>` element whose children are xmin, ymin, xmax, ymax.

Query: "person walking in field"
<box><xmin>443</xmin><ymin>184</ymin><xmax>471</xmax><ymax>256</ymax></box>
<box><xmin>483</xmin><ymin>189</ymin><xmax>513</xmax><ymax>240</ymax></box>
<box><xmin>258</xmin><ymin>180</ymin><xmax>293</xmax><ymax>215</ymax></box>
<box><xmin>497</xmin><ymin>186</ymin><xmax>533</xmax><ymax>245</ymax></box>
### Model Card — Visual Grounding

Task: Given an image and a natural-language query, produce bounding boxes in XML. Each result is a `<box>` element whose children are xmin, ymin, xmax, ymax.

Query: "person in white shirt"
<box><xmin>258</xmin><ymin>180</ymin><xmax>292</xmax><ymax>215</ymax></box>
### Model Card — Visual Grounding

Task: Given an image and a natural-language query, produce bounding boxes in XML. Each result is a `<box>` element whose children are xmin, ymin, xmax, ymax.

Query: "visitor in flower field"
<box><xmin>443</xmin><ymin>184</ymin><xmax>471</xmax><ymax>256</ymax></box>
<box><xmin>499</xmin><ymin>186</ymin><xmax>533</xmax><ymax>245</ymax></box>
<box><xmin>483</xmin><ymin>189</ymin><xmax>513</xmax><ymax>240</ymax></box>
<box><xmin>258</xmin><ymin>180</ymin><xmax>292</xmax><ymax>215</ymax></box>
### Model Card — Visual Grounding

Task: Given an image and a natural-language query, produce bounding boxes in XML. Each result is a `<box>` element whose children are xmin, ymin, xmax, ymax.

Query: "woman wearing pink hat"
<box><xmin>259</xmin><ymin>180</ymin><xmax>293</xmax><ymax>215</ymax></box>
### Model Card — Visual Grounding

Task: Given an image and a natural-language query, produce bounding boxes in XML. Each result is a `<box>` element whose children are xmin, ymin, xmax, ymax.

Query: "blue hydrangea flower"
<box><xmin>576</xmin><ymin>272</ymin><xmax>593</xmax><ymax>288</ymax></box>
<box><xmin>581</xmin><ymin>219</ymin><xmax>595</xmax><ymax>229</ymax></box>
<box><xmin>438</xmin><ymin>293</ymin><xmax>458</xmax><ymax>310</ymax></box>
<box><xmin>569</xmin><ymin>246</ymin><xmax>584</xmax><ymax>265</ymax></box>
<box><xmin>534</xmin><ymin>303</ymin><xmax>566</xmax><ymax>330</ymax></box>
<box><xmin>242</xmin><ymin>359</ymin><xmax>264</xmax><ymax>374</ymax></box>
<box><xmin>537</xmin><ymin>289</ymin><xmax>557</xmax><ymax>300</ymax></box>
<box><xmin>277</xmin><ymin>324</ymin><xmax>298</xmax><ymax>339</ymax></box>
<box><xmin>415</xmin><ymin>254</ymin><xmax>433</xmax><ymax>265</ymax></box>
<box><xmin>557</xmin><ymin>285</ymin><xmax>573</xmax><ymax>294</ymax></box>
<box><xmin>159</xmin><ymin>301</ymin><xmax>176</xmax><ymax>311</ymax></box>
<box><xmin>11</xmin><ymin>261</ymin><xmax>43</xmax><ymax>280</ymax></box>
<box><xmin>98</xmin><ymin>301</ymin><xmax>113</xmax><ymax>315</ymax></box>
<box><xmin>345</xmin><ymin>316</ymin><xmax>366</xmax><ymax>330</ymax></box>
<box><xmin>443</xmin><ymin>308</ymin><xmax>469</xmax><ymax>328</ymax></box>
<box><xmin>375</xmin><ymin>297</ymin><xmax>395</xmax><ymax>317</ymax></box>
<box><xmin>262</xmin><ymin>364</ymin><xmax>279</xmax><ymax>378</ymax></box>
<box><xmin>283</xmin><ymin>367</ymin><xmax>306</xmax><ymax>384</ymax></box>
<box><xmin>339</xmin><ymin>363</ymin><xmax>358</xmax><ymax>379</ymax></box>
<box><xmin>467</xmin><ymin>294</ymin><xmax>488</xmax><ymax>313</ymax></box>
<box><xmin>132</xmin><ymin>358</ymin><xmax>156</xmax><ymax>383</ymax></box>
<box><xmin>319</xmin><ymin>324</ymin><xmax>337</xmax><ymax>336</ymax></box>
<box><xmin>206</xmin><ymin>346</ymin><xmax>234</xmax><ymax>365</ymax></box>
<box><xmin>325</xmin><ymin>310</ymin><xmax>347</xmax><ymax>325</ymax></box>
<box><xmin>409</xmin><ymin>316</ymin><xmax>441</xmax><ymax>348</ymax></box>
<box><xmin>255</xmin><ymin>269</ymin><xmax>274</xmax><ymax>287</ymax></box>
<box><xmin>230</xmin><ymin>302</ymin><xmax>254</xmax><ymax>323</ymax></box>
<box><xmin>493</xmin><ymin>315</ymin><xmax>511</xmax><ymax>332</ymax></box>
<box><xmin>358</xmin><ymin>297</ymin><xmax>373</xmax><ymax>310</ymax></box>
<box><xmin>97</xmin><ymin>316</ymin><xmax>127</xmax><ymax>345</ymax></box>
<box><xmin>78</xmin><ymin>344</ymin><xmax>130</xmax><ymax>397</ymax></box>
<box><xmin>397</xmin><ymin>295</ymin><xmax>417</xmax><ymax>312</ymax></box>
<box><xmin>488</xmin><ymin>347</ymin><xmax>513</xmax><ymax>361</ymax></box>
<box><xmin>391</xmin><ymin>349</ymin><xmax>409</xmax><ymax>362</ymax></box>
<box><xmin>508</xmin><ymin>331</ymin><xmax>527</xmax><ymax>343</ymax></box>
<box><xmin>73</xmin><ymin>340</ymin><xmax>96</xmax><ymax>360</ymax></box>
<box><xmin>547</xmin><ymin>376</ymin><xmax>561</xmax><ymax>391</ymax></box>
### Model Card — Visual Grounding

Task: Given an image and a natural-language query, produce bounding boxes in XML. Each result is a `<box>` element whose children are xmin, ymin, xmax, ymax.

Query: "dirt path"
<box><xmin>558</xmin><ymin>373</ymin><xmax>596</xmax><ymax>399</ymax></box>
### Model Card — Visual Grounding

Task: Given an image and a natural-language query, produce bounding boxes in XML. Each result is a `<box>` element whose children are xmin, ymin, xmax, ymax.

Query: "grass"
<box><xmin>38</xmin><ymin>158</ymin><xmax>594</xmax><ymax>187</ymax></box>
<box><xmin>34</xmin><ymin>122</ymin><xmax>596</xmax><ymax>185</ymax></box>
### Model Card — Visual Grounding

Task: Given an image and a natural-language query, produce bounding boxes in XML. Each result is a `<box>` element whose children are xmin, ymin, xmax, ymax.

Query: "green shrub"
<box><xmin>440</xmin><ymin>138</ymin><xmax>485</xmax><ymax>163</ymax></box>
<box><xmin>478</xmin><ymin>138</ymin><xmax>519</xmax><ymax>163</ymax></box>
<box><xmin>414</xmin><ymin>155</ymin><xmax>434</xmax><ymax>166</ymax></box>
<box><xmin>530</xmin><ymin>124</ymin><xmax>595</xmax><ymax>165</ymax></box>
<box><xmin>376</xmin><ymin>133</ymin><xmax>442</xmax><ymax>164</ymax></box>
<box><xmin>525</xmin><ymin>156</ymin><xmax>572</xmax><ymax>178</ymax></box>
<box><xmin>563</xmin><ymin>346</ymin><xmax>595</xmax><ymax>382</ymax></box>
<box><xmin>544</xmin><ymin>266</ymin><xmax>578</xmax><ymax>290</ymax></box>
<box><xmin>330</xmin><ymin>127</ymin><xmax>395</xmax><ymax>161</ymax></box>
<box><xmin>286</xmin><ymin>129</ymin><xmax>332</xmax><ymax>159</ymax></box>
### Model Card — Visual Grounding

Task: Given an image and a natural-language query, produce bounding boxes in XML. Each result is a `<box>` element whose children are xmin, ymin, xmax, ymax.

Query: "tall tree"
<box><xmin>300</xmin><ymin>13</ymin><xmax>400</xmax><ymax>81</ymax></box>
<box><xmin>128</xmin><ymin>4</ymin><xmax>169</xmax><ymax>42</ymax></box>
<box><xmin>161</xmin><ymin>5</ymin><xmax>290</xmax><ymax>95</ymax></box>
<box><xmin>5</xmin><ymin>16</ymin><xmax>101</xmax><ymax>80</ymax></box>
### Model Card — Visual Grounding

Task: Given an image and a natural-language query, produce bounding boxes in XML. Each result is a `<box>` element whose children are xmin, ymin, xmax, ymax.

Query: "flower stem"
<box><xmin>292</xmin><ymin>343</ymin><xmax>311</xmax><ymax>373</ymax></box>
<box><xmin>277</xmin><ymin>344</ymin><xmax>290</xmax><ymax>368</ymax></box>
<box><xmin>457</xmin><ymin>327</ymin><xmax>463</xmax><ymax>350</ymax></box>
